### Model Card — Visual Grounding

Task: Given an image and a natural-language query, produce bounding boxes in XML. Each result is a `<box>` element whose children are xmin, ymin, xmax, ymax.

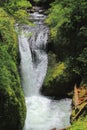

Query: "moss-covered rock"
<box><xmin>41</xmin><ymin>52</ymin><xmax>81</xmax><ymax>99</ymax></box>
<box><xmin>0</xmin><ymin>8</ymin><xmax>26</xmax><ymax>130</ymax></box>
<box><xmin>0</xmin><ymin>86</ymin><xmax>26</xmax><ymax>130</ymax></box>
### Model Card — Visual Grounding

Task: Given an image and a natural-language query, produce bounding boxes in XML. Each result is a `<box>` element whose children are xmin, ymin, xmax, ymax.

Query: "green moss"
<box><xmin>0</xmin><ymin>8</ymin><xmax>26</xmax><ymax>130</ymax></box>
<box><xmin>44</xmin><ymin>62</ymin><xmax>66</xmax><ymax>86</ymax></box>
<box><xmin>0</xmin><ymin>8</ymin><xmax>18</xmax><ymax>61</ymax></box>
<box><xmin>67</xmin><ymin>116</ymin><xmax>87</xmax><ymax>130</ymax></box>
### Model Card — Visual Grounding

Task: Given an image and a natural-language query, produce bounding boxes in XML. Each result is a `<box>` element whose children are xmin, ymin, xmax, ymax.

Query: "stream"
<box><xmin>18</xmin><ymin>7</ymin><xmax>72</xmax><ymax>130</ymax></box>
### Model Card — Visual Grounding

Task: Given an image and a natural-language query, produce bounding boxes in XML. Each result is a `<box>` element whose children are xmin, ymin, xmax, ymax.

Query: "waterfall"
<box><xmin>18</xmin><ymin>9</ymin><xmax>71</xmax><ymax>130</ymax></box>
<box><xmin>18</xmin><ymin>24</ymin><xmax>48</xmax><ymax>96</ymax></box>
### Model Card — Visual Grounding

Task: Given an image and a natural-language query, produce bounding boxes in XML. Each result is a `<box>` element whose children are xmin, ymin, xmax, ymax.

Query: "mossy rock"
<box><xmin>41</xmin><ymin>63</ymin><xmax>75</xmax><ymax>98</ymax></box>
<box><xmin>0</xmin><ymin>8</ymin><xmax>26</xmax><ymax>130</ymax></box>
<box><xmin>0</xmin><ymin>86</ymin><xmax>26</xmax><ymax>130</ymax></box>
<box><xmin>41</xmin><ymin>53</ymin><xmax>81</xmax><ymax>98</ymax></box>
<box><xmin>0</xmin><ymin>41</ymin><xmax>26</xmax><ymax>130</ymax></box>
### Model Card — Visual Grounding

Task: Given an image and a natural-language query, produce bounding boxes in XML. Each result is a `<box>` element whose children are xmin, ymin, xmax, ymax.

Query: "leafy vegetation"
<box><xmin>0</xmin><ymin>0</ymin><xmax>32</xmax><ymax>24</ymax></box>
<box><xmin>14</xmin><ymin>9</ymin><xmax>29</xmax><ymax>24</ymax></box>
<box><xmin>43</xmin><ymin>0</ymin><xmax>87</xmax><ymax>128</ymax></box>
<box><xmin>0</xmin><ymin>8</ymin><xmax>17</xmax><ymax>61</ymax></box>
<box><xmin>3</xmin><ymin>0</ymin><xmax>32</xmax><ymax>12</ymax></box>
<box><xmin>45</xmin><ymin>0</ymin><xmax>87</xmax><ymax>86</ymax></box>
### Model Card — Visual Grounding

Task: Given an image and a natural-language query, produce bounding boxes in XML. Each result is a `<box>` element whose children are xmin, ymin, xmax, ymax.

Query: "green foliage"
<box><xmin>67</xmin><ymin>116</ymin><xmax>87</xmax><ymax>130</ymax></box>
<box><xmin>44</xmin><ymin>0</ymin><xmax>87</xmax><ymax>126</ymax></box>
<box><xmin>0</xmin><ymin>8</ymin><xmax>18</xmax><ymax>61</ymax></box>
<box><xmin>14</xmin><ymin>9</ymin><xmax>30</xmax><ymax>24</ymax></box>
<box><xmin>75</xmin><ymin>48</ymin><xmax>87</xmax><ymax>83</ymax></box>
<box><xmin>46</xmin><ymin>0</ymin><xmax>87</xmax><ymax>84</ymax></box>
<box><xmin>16</xmin><ymin>0</ymin><xmax>32</xmax><ymax>9</ymax></box>
<box><xmin>0</xmin><ymin>8</ymin><xmax>17</xmax><ymax>89</ymax></box>
<box><xmin>1</xmin><ymin>0</ymin><xmax>32</xmax><ymax>24</ymax></box>
<box><xmin>46</xmin><ymin>3</ymin><xmax>70</xmax><ymax>39</ymax></box>
<box><xmin>0</xmin><ymin>8</ymin><xmax>26</xmax><ymax>130</ymax></box>
<box><xmin>4</xmin><ymin>0</ymin><xmax>32</xmax><ymax>11</ymax></box>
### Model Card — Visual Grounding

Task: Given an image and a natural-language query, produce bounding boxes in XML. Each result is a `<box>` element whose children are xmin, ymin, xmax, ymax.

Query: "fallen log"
<box><xmin>72</xmin><ymin>102</ymin><xmax>87</xmax><ymax>121</ymax></box>
<box><xmin>74</xmin><ymin>85</ymin><xmax>79</xmax><ymax>108</ymax></box>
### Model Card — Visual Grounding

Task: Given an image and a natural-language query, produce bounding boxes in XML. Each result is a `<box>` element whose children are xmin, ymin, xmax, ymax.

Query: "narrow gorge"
<box><xmin>0</xmin><ymin>0</ymin><xmax>87</xmax><ymax>130</ymax></box>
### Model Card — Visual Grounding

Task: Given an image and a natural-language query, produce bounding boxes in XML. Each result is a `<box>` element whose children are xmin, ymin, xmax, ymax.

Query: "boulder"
<box><xmin>41</xmin><ymin>53</ymin><xmax>81</xmax><ymax>99</ymax></box>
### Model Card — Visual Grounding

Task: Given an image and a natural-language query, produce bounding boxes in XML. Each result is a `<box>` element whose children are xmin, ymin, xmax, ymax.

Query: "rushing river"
<box><xmin>18</xmin><ymin>8</ymin><xmax>71</xmax><ymax>130</ymax></box>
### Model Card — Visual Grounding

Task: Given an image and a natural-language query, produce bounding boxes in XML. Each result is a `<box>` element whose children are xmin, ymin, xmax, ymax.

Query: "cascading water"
<box><xmin>18</xmin><ymin>7</ymin><xmax>71</xmax><ymax>130</ymax></box>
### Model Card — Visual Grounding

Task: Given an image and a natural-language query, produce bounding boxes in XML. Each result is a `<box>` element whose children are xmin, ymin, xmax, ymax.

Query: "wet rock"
<box><xmin>29</xmin><ymin>0</ymin><xmax>55</xmax><ymax>8</ymax></box>
<box><xmin>51</xmin><ymin>128</ymin><xmax>56</xmax><ymax>130</ymax></box>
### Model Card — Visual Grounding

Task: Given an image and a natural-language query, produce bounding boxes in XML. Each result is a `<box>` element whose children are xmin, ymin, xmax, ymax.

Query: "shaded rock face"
<box><xmin>29</xmin><ymin>0</ymin><xmax>55</xmax><ymax>8</ymax></box>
